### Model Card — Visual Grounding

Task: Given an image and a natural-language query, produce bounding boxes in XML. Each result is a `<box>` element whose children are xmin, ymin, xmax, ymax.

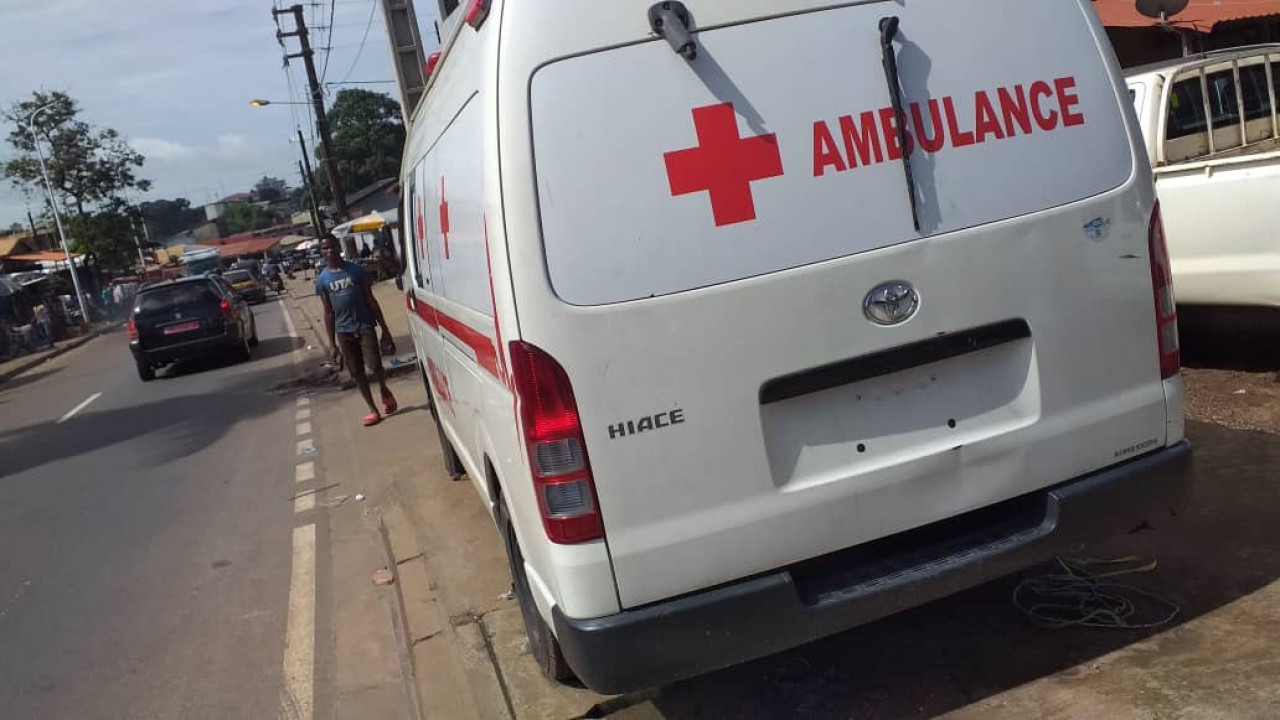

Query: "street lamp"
<box><xmin>249</xmin><ymin>99</ymin><xmax>310</xmax><ymax>107</ymax></box>
<box><xmin>24</xmin><ymin>100</ymin><xmax>90</xmax><ymax>326</ymax></box>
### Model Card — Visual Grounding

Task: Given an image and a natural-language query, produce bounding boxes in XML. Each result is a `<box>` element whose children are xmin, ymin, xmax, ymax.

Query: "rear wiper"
<box><xmin>878</xmin><ymin>16</ymin><xmax>921</xmax><ymax>233</ymax></box>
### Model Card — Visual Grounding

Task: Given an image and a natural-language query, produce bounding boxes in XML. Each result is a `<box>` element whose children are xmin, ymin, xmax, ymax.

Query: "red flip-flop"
<box><xmin>363</xmin><ymin>412</ymin><xmax>382</xmax><ymax>427</ymax></box>
<box><xmin>382</xmin><ymin>395</ymin><xmax>398</xmax><ymax>416</ymax></box>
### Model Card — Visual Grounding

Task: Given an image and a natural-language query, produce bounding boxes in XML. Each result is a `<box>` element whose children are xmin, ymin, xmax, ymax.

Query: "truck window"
<box><xmin>1239</xmin><ymin>63</ymin><xmax>1275</xmax><ymax>143</ymax></box>
<box><xmin>1164</xmin><ymin>74</ymin><xmax>1210</xmax><ymax>162</ymax></box>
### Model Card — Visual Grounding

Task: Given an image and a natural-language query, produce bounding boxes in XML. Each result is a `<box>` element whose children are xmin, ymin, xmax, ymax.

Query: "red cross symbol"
<box><xmin>439</xmin><ymin>177</ymin><xmax>451</xmax><ymax>259</ymax></box>
<box><xmin>663</xmin><ymin>103</ymin><xmax>784</xmax><ymax>227</ymax></box>
<box><xmin>415</xmin><ymin>196</ymin><xmax>425</xmax><ymax>258</ymax></box>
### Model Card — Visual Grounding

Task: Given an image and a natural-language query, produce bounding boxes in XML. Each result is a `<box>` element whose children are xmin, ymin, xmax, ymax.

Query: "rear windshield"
<box><xmin>224</xmin><ymin>270</ymin><xmax>253</xmax><ymax>284</ymax></box>
<box><xmin>137</xmin><ymin>282</ymin><xmax>220</xmax><ymax>313</ymax></box>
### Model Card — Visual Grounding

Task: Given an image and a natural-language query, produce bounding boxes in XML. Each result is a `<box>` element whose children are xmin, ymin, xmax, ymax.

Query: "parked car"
<box><xmin>127</xmin><ymin>275</ymin><xmax>257</xmax><ymax>381</ymax></box>
<box><xmin>222</xmin><ymin>269</ymin><xmax>267</xmax><ymax>304</ymax></box>
<box><xmin>1126</xmin><ymin>44</ymin><xmax>1280</xmax><ymax>307</ymax></box>
<box><xmin>401</xmin><ymin>0</ymin><xmax>1191</xmax><ymax>693</ymax></box>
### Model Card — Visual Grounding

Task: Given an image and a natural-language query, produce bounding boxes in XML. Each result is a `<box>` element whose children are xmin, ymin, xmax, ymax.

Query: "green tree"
<box><xmin>138</xmin><ymin>198</ymin><xmax>206</xmax><ymax>239</ymax></box>
<box><xmin>220</xmin><ymin>203</ymin><xmax>280</xmax><ymax>235</ymax></box>
<box><xmin>5</xmin><ymin>222</ymin><xmax>24</xmax><ymax>234</ymax></box>
<box><xmin>253</xmin><ymin>176</ymin><xmax>288</xmax><ymax>202</ymax></box>
<box><xmin>314</xmin><ymin>89</ymin><xmax>405</xmax><ymax>202</ymax></box>
<box><xmin>2</xmin><ymin>91</ymin><xmax>150</xmax><ymax>269</ymax></box>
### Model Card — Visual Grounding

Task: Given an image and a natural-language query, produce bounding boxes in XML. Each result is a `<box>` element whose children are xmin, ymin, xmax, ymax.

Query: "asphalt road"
<box><xmin>0</xmin><ymin>300</ymin><xmax>311</xmax><ymax>720</ymax></box>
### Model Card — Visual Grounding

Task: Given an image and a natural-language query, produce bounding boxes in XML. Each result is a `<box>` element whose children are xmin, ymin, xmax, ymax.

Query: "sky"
<box><xmin>0</xmin><ymin>0</ymin><xmax>438</xmax><ymax>231</ymax></box>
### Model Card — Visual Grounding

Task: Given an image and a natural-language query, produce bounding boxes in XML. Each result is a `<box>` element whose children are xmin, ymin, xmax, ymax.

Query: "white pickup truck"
<box><xmin>1127</xmin><ymin>45</ymin><xmax>1280</xmax><ymax>307</ymax></box>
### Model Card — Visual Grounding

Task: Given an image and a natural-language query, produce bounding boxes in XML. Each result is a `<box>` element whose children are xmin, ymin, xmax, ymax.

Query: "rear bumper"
<box><xmin>130</xmin><ymin>330</ymin><xmax>239</xmax><ymax>364</ymax></box>
<box><xmin>554</xmin><ymin>441</ymin><xmax>1192</xmax><ymax>694</ymax></box>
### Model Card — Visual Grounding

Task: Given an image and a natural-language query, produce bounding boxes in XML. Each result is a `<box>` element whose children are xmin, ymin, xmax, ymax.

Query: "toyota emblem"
<box><xmin>863</xmin><ymin>281</ymin><xmax>920</xmax><ymax>326</ymax></box>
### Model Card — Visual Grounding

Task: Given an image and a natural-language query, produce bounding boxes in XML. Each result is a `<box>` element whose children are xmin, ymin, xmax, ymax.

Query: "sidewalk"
<box><xmin>0</xmin><ymin>323</ymin><xmax>113</xmax><ymax>387</ymax></box>
<box><xmin>280</xmin><ymin>274</ymin><xmax>641</xmax><ymax>719</ymax></box>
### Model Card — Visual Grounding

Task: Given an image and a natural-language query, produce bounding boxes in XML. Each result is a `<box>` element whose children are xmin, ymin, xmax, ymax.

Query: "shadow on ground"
<box><xmin>0</xmin><ymin>366</ymin><xmax>290</xmax><ymax>478</ymax></box>
<box><xmin>633</xmin><ymin>419</ymin><xmax>1280</xmax><ymax>719</ymax></box>
<box><xmin>0</xmin><ymin>365</ymin><xmax>64</xmax><ymax>395</ymax></box>
<box><xmin>1179</xmin><ymin>306</ymin><xmax>1280</xmax><ymax>373</ymax></box>
<box><xmin>157</xmin><ymin>336</ymin><xmax>303</xmax><ymax>380</ymax></box>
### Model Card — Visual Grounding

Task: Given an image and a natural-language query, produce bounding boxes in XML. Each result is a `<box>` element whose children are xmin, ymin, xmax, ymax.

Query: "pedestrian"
<box><xmin>316</xmin><ymin>234</ymin><xmax>398</xmax><ymax>426</ymax></box>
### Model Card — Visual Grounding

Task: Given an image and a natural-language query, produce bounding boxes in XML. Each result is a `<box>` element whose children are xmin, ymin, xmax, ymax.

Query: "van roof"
<box><xmin>1125</xmin><ymin>43</ymin><xmax>1280</xmax><ymax>79</ymax></box>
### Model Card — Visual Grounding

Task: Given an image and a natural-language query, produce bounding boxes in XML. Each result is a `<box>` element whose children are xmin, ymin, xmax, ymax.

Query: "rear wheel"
<box><xmin>136</xmin><ymin>360</ymin><xmax>155</xmax><ymax>382</ymax></box>
<box><xmin>423</xmin><ymin>363</ymin><xmax>465</xmax><ymax>480</ymax></box>
<box><xmin>496</xmin><ymin>496</ymin><xmax>576</xmax><ymax>684</ymax></box>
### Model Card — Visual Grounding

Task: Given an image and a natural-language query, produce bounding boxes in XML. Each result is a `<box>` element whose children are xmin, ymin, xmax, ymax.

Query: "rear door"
<box><xmin>135</xmin><ymin>281</ymin><xmax>225</xmax><ymax>349</ymax></box>
<box><xmin>505</xmin><ymin>0</ymin><xmax>1167</xmax><ymax>609</ymax></box>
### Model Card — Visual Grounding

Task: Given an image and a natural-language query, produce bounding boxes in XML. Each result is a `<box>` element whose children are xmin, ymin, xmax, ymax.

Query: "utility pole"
<box><xmin>274</xmin><ymin>4</ymin><xmax>348</xmax><ymax>223</ymax></box>
<box><xmin>297</xmin><ymin>129</ymin><xmax>325</xmax><ymax>236</ymax></box>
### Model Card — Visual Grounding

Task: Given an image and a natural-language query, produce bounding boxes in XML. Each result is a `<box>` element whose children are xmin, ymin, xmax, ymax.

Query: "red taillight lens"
<box><xmin>1148</xmin><ymin>202</ymin><xmax>1180</xmax><ymax>379</ymax></box>
<box><xmin>126</xmin><ymin>318</ymin><xmax>138</xmax><ymax>340</ymax></box>
<box><xmin>219</xmin><ymin>299</ymin><xmax>235</xmax><ymax>321</ymax></box>
<box><xmin>465</xmin><ymin>0</ymin><xmax>489</xmax><ymax>29</ymax></box>
<box><xmin>509</xmin><ymin>341</ymin><xmax>603</xmax><ymax>544</ymax></box>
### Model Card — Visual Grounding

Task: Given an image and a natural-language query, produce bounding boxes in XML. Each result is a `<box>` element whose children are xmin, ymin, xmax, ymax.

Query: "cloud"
<box><xmin>131</xmin><ymin>134</ymin><xmax>252</xmax><ymax>161</ymax></box>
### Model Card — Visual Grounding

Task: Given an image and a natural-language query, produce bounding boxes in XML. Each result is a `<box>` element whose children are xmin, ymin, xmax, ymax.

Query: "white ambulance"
<box><xmin>401</xmin><ymin>0</ymin><xmax>1191</xmax><ymax>693</ymax></box>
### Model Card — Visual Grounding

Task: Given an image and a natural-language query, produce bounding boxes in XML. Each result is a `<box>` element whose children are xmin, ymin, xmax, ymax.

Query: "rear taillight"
<box><xmin>219</xmin><ymin>299</ymin><xmax>235</xmax><ymax>321</ymax></box>
<box><xmin>1148</xmin><ymin>202</ymin><xmax>1180</xmax><ymax>379</ymax></box>
<box><xmin>465</xmin><ymin>0</ymin><xmax>489</xmax><ymax>29</ymax></box>
<box><xmin>126</xmin><ymin>318</ymin><xmax>138</xmax><ymax>340</ymax></box>
<box><xmin>509</xmin><ymin>341</ymin><xmax>604</xmax><ymax>544</ymax></box>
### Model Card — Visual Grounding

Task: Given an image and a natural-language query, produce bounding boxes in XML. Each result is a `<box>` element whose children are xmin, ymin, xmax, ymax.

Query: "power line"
<box><xmin>319</xmin><ymin>0</ymin><xmax>336</xmax><ymax>83</ymax></box>
<box><xmin>336</xmin><ymin>0</ymin><xmax>379</xmax><ymax>85</ymax></box>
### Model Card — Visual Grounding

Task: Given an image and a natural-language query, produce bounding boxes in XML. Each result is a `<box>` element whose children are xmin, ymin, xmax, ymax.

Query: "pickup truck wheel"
<box><xmin>136</xmin><ymin>361</ymin><xmax>155</xmax><ymax>382</ymax></box>
<box><xmin>497</xmin><ymin>497</ymin><xmax>576</xmax><ymax>684</ymax></box>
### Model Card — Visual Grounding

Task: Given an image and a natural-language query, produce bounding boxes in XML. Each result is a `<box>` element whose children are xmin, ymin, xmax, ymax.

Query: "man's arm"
<box><xmin>320</xmin><ymin>292</ymin><xmax>339</xmax><ymax>361</ymax></box>
<box><xmin>364</xmin><ymin>282</ymin><xmax>391</xmax><ymax>334</ymax></box>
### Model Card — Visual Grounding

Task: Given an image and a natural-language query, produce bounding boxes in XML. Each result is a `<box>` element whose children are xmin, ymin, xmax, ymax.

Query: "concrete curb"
<box><xmin>0</xmin><ymin>326</ymin><xmax>108</xmax><ymax>387</ymax></box>
<box><xmin>374</xmin><ymin>512</ymin><xmax>428</xmax><ymax>720</ymax></box>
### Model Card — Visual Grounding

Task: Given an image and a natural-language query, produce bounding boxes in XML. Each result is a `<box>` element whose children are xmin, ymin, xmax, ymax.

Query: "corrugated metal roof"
<box><xmin>1094</xmin><ymin>0</ymin><xmax>1280</xmax><ymax>29</ymax></box>
<box><xmin>7</xmin><ymin>251</ymin><xmax>82</xmax><ymax>262</ymax></box>
<box><xmin>214</xmin><ymin>236</ymin><xmax>281</xmax><ymax>259</ymax></box>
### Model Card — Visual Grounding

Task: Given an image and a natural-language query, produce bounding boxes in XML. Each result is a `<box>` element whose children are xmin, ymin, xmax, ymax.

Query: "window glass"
<box><xmin>1166</xmin><ymin>76</ymin><xmax>1207</xmax><ymax>141</ymax></box>
<box><xmin>1205</xmin><ymin>69</ymin><xmax>1240</xmax><ymax>126</ymax></box>
<box><xmin>223</xmin><ymin>270</ymin><xmax>253</xmax><ymax>284</ymax></box>
<box><xmin>137</xmin><ymin>283</ymin><xmax>219</xmax><ymax>313</ymax></box>
<box><xmin>1240</xmin><ymin>64</ymin><xmax>1272</xmax><ymax>122</ymax></box>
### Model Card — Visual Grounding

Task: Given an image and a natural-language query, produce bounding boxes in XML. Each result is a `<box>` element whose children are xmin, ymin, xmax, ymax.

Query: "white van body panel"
<box><xmin>403</xmin><ymin>3</ymin><xmax>1183</xmax><ymax>689</ymax></box>
<box><xmin>1126</xmin><ymin>47</ymin><xmax>1280</xmax><ymax>308</ymax></box>
<box><xmin>401</xmin><ymin>3</ymin><xmax>620</xmax><ymax>620</ymax></box>
<box><xmin>490</xmin><ymin>0</ymin><xmax>1171</xmax><ymax>610</ymax></box>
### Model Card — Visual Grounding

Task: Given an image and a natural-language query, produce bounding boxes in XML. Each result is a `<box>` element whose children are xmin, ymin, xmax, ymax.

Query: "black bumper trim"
<box><xmin>554</xmin><ymin>441</ymin><xmax>1192</xmax><ymax>694</ymax></box>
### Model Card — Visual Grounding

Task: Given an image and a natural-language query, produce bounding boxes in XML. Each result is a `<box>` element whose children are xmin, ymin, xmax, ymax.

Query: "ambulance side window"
<box><xmin>407</xmin><ymin>175</ymin><xmax>424</xmax><ymax>288</ymax></box>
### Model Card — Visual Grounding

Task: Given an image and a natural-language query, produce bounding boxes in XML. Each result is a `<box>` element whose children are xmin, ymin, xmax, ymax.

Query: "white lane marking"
<box><xmin>294</xmin><ymin>492</ymin><xmax>316</xmax><ymax>513</ymax></box>
<box><xmin>296</xmin><ymin>396</ymin><xmax>310</xmax><ymax>408</ymax></box>
<box><xmin>279</xmin><ymin>298</ymin><xmax>298</xmax><ymax>338</ymax></box>
<box><xmin>295</xmin><ymin>462</ymin><xmax>315</xmax><ymax>483</ymax></box>
<box><xmin>281</xmin><ymin>523</ymin><xmax>315</xmax><ymax>720</ymax></box>
<box><xmin>296</xmin><ymin>421</ymin><xmax>312</xmax><ymax>437</ymax></box>
<box><xmin>297</xmin><ymin>439</ymin><xmax>315</xmax><ymax>456</ymax></box>
<box><xmin>57</xmin><ymin>393</ymin><xmax>102</xmax><ymax>424</ymax></box>
<box><xmin>295</xmin><ymin>408</ymin><xmax>311</xmax><ymax>421</ymax></box>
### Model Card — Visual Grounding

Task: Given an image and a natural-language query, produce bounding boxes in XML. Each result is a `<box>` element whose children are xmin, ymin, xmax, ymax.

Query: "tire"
<box><xmin>423</xmin><ymin>363</ymin><xmax>465</xmax><ymax>480</ymax></box>
<box><xmin>496</xmin><ymin>497</ymin><xmax>576</xmax><ymax>684</ymax></box>
<box><xmin>136</xmin><ymin>360</ymin><xmax>155</xmax><ymax>382</ymax></box>
<box><xmin>248</xmin><ymin>317</ymin><xmax>259</xmax><ymax>346</ymax></box>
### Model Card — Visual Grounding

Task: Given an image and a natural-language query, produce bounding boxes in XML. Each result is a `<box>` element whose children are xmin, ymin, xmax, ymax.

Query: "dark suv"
<box><xmin>127</xmin><ymin>275</ymin><xmax>258</xmax><ymax>381</ymax></box>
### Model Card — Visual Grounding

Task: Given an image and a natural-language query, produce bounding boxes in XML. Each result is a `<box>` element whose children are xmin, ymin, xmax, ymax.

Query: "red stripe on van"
<box><xmin>410</xmin><ymin>292</ymin><xmax>502</xmax><ymax>380</ymax></box>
